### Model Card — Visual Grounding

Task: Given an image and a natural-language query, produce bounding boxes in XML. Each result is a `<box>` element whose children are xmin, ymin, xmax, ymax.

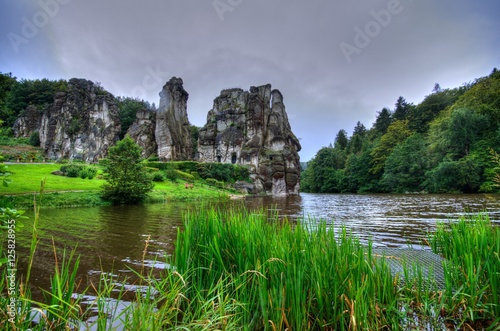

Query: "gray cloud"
<box><xmin>1</xmin><ymin>0</ymin><xmax>499</xmax><ymax>160</ymax></box>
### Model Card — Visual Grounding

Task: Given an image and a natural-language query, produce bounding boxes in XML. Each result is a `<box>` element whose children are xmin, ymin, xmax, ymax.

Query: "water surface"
<box><xmin>16</xmin><ymin>193</ymin><xmax>500</xmax><ymax>298</ymax></box>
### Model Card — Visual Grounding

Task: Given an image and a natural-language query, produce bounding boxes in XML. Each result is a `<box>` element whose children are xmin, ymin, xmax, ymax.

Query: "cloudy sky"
<box><xmin>1</xmin><ymin>0</ymin><xmax>499</xmax><ymax>160</ymax></box>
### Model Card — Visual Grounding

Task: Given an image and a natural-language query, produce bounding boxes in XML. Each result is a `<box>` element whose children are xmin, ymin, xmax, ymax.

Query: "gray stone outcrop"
<box><xmin>126</xmin><ymin>109</ymin><xmax>157</xmax><ymax>158</ymax></box>
<box><xmin>155</xmin><ymin>77</ymin><xmax>192</xmax><ymax>161</ymax></box>
<box><xmin>197</xmin><ymin>84</ymin><xmax>301</xmax><ymax>195</ymax></box>
<box><xmin>36</xmin><ymin>78</ymin><xmax>121</xmax><ymax>162</ymax></box>
<box><xmin>12</xmin><ymin>105</ymin><xmax>42</xmax><ymax>138</ymax></box>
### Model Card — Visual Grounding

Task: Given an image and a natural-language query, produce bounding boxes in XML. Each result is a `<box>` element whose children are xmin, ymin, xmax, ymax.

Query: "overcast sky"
<box><xmin>1</xmin><ymin>0</ymin><xmax>499</xmax><ymax>160</ymax></box>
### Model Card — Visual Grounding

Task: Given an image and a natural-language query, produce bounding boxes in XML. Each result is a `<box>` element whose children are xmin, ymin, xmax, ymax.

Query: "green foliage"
<box><xmin>301</xmin><ymin>147</ymin><xmax>347</xmax><ymax>193</ymax></box>
<box><xmin>59</xmin><ymin>163</ymin><xmax>97</xmax><ymax>179</ymax></box>
<box><xmin>424</xmin><ymin>157</ymin><xmax>482</xmax><ymax>193</ymax></box>
<box><xmin>2</xmin><ymin>77</ymin><xmax>67</xmax><ymax>128</ymax></box>
<box><xmin>392</xmin><ymin>96</ymin><xmax>413</xmax><ymax>121</ymax></box>
<box><xmin>370</xmin><ymin>120</ymin><xmax>412</xmax><ymax>175</ymax></box>
<box><xmin>429</xmin><ymin>215</ymin><xmax>500</xmax><ymax>326</ymax></box>
<box><xmin>146</xmin><ymin>161</ymin><xmax>250</xmax><ymax>183</ymax></box>
<box><xmin>101</xmin><ymin>136</ymin><xmax>153</xmax><ymax>204</ymax></box>
<box><xmin>334</xmin><ymin>129</ymin><xmax>348</xmax><ymax>150</ymax></box>
<box><xmin>60</xmin><ymin>163</ymin><xmax>85</xmax><ymax>177</ymax></box>
<box><xmin>381</xmin><ymin>134</ymin><xmax>429</xmax><ymax>192</ymax></box>
<box><xmin>164</xmin><ymin>168</ymin><xmax>178</xmax><ymax>183</ymax></box>
<box><xmin>116</xmin><ymin>97</ymin><xmax>150</xmax><ymax>139</ymax></box>
<box><xmin>408</xmin><ymin>86</ymin><xmax>467</xmax><ymax>133</ymax></box>
<box><xmin>79</xmin><ymin>166</ymin><xmax>97</xmax><ymax>179</ymax></box>
<box><xmin>302</xmin><ymin>68</ymin><xmax>500</xmax><ymax>194</ymax></box>
<box><xmin>151</xmin><ymin>171</ymin><xmax>165</xmax><ymax>182</ymax></box>
<box><xmin>28</xmin><ymin>131</ymin><xmax>40</xmax><ymax>147</ymax></box>
<box><xmin>174</xmin><ymin>169</ymin><xmax>195</xmax><ymax>182</ymax></box>
<box><xmin>373</xmin><ymin>107</ymin><xmax>392</xmax><ymax>136</ymax></box>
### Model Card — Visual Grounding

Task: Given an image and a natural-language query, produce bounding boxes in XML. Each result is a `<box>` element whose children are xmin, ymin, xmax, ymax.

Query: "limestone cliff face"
<box><xmin>155</xmin><ymin>77</ymin><xmax>192</xmax><ymax>161</ymax></box>
<box><xmin>37</xmin><ymin>79</ymin><xmax>121</xmax><ymax>162</ymax></box>
<box><xmin>198</xmin><ymin>84</ymin><xmax>301</xmax><ymax>195</ymax></box>
<box><xmin>127</xmin><ymin>109</ymin><xmax>157</xmax><ymax>158</ymax></box>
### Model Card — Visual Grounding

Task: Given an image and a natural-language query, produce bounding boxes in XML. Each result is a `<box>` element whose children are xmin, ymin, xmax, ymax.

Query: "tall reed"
<box><xmin>174</xmin><ymin>207</ymin><xmax>402</xmax><ymax>330</ymax></box>
<box><xmin>429</xmin><ymin>214</ymin><xmax>500</xmax><ymax>330</ymax></box>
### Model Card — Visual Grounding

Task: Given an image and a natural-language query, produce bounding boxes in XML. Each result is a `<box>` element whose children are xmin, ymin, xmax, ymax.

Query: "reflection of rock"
<box><xmin>14</xmin><ymin>78</ymin><xmax>121</xmax><ymax>162</ymax></box>
<box><xmin>155</xmin><ymin>77</ymin><xmax>192</xmax><ymax>161</ymax></box>
<box><xmin>198</xmin><ymin>84</ymin><xmax>301</xmax><ymax>195</ymax></box>
<box><xmin>127</xmin><ymin>109</ymin><xmax>157</xmax><ymax>158</ymax></box>
<box><xmin>234</xmin><ymin>181</ymin><xmax>256</xmax><ymax>194</ymax></box>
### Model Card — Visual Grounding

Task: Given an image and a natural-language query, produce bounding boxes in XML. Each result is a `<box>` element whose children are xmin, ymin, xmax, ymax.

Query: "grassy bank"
<box><xmin>1</xmin><ymin>209</ymin><xmax>498</xmax><ymax>330</ymax></box>
<box><xmin>0</xmin><ymin>163</ymin><xmax>237</xmax><ymax>208</ymax></box>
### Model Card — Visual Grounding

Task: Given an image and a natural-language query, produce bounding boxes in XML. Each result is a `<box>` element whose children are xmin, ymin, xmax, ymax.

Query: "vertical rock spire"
<box><xmin>155</xmin><ymin>77</ymin><xmax>193</xmax><ymax>161</ymax></box>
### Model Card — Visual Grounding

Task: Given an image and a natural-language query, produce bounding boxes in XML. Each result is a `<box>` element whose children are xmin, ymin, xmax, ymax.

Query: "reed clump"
<box><xmin>429</xmin><ymin>214</ymin><xmax>500</xmax><ymax>330</ymax></box>
<box><xmin>1</xmin><ymin>206</ymin><xmax>499</xmax><ymax>330</ymax></box>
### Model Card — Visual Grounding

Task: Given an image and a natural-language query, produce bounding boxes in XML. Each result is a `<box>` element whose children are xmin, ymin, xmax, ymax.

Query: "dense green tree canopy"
<box><xmin>301</xmin><ymin>69</ymin><xmax>500</xmax><ymax>194</ymax></box>
<box><xmin>101</xmin><ymin>135</ymin><xmax>154</xmax><ymax>204</ymax></box>
<box><xmin>116</xmin><ymin>97</ymin><xmax>151</xmax><ymax>139</ymax></box>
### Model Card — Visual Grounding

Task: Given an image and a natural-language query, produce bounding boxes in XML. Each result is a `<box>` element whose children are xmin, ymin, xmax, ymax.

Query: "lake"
<box><xmin>16</xmin><ymin>193</ymin><xmax>500</xmax><ymax>299</ymax></box>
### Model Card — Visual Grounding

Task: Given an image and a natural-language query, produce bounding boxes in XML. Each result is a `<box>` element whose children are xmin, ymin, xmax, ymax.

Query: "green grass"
<box><xmin>0</xmin><ymin>164</ymin><xmax>237</xmax><ymax>208</ymax></box>
<box><xmin>1</xmin><ymin>209</ymin><xmax>499</xmax><ymax>330</ymax></box>
<box><xmin>1</xmin><ymin>164</ymin><xmax>103</xmax><ymax>194</ymax></box>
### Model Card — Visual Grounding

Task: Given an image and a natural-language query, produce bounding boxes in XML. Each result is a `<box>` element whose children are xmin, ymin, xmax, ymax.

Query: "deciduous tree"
<box><xmin>101</xmin><ymin>135</ymin><xmax>153</xmax><ymax>204</ymax></box>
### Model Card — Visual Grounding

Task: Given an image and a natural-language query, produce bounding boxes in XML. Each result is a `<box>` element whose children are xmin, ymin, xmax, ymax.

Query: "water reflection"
<box><xmin>17</xmin><ymin>193</ymin><xmax>500</xmax><ymax>299</ymax></box>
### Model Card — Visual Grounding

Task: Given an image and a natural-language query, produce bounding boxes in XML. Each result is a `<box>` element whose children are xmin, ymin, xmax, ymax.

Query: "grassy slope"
<box><xmin>3</xmin><ymin>164</ymin><xmax>102</xmax><ymax>193</ymax></box>
<box><xmin>1</xmin><ymin>163</ymin><xmax>237</xmax><ymax>208</ymax></box>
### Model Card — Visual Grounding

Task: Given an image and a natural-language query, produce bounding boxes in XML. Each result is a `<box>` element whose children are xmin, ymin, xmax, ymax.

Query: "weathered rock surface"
<box><xmin>127</xmin><ymin>109</ymin><xmax>157</xmax><ymax>158</ymax></box>
<box><xmin>198</xmin><ymin>84</ymin><xmax>301</xmax><ymax>195</ymax></box>
<box><xmin>13</xmin><ymin>105</ymin><xmax>42</xmax><ymax>138</ymax></box>
<box><xmin>155</xmin><ymin>77</ymin><xmax>192</xmax><ymax>161</ymax></box>
<box><xmin>34</xmin><ymin>78</ymin><xmax>121</xmax><ymax>162</ymax></box>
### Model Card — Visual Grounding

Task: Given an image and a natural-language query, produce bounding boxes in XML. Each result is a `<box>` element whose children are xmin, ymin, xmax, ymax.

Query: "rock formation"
<box><xmin>126</xmin><ymin>109</ymin><xmax>157</xmax><ymax>158</ymax></box>
<box><xmin>155</xmin><ymin>77</ymin><xmax>193</xmax><ymax>161</ymax></box>
<box><xmin>12</xmin><ymin>105</ymin><xmax>42</xmax><ymax>138</ymax></box>
<box><xmin>197</xmin><ymin>84</ymin><xmax>301</xmax><ymax>195</ymax></box>
<box><xmin>14</xmin><ymin>78</ymin><xmax>121</xmax><ymax>162</ymax></box>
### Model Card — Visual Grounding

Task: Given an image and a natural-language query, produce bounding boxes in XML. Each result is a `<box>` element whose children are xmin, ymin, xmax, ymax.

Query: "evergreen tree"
<box><xmin>334</xmin><ymin>129</ymin><xmax>348</xmax><ymax>150</ymax></box>
<box><xmin>392</xmin><ymin>96</ymin><xmax>412</xmax><ymax>121</ymax></box>
<box><xmin>348</xmin><ymin>121</ymin><xmax>366</xmax><ymax>154</ymax></box>
<box><xmin>373</xmin><ymin>108</ymin><xmax>392</xmax><ymax>136</ymax></box>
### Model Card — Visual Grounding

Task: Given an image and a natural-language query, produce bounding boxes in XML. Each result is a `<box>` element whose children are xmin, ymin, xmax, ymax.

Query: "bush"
<box><xmin>175</xmin><ymin>170</ymin><xmax>195</xmax><ymax>182</ymax></box>
<box><xmin>206</xmin><ymin>178</ymin><xmax>225</xmax><ymax>188</ymax></box>
<box><xmin>79</xmin><ymin>166</ymin><xmax>98</xmax><ymax>179</ymax></box>
<box><xmin>144</xmin><ymin>161</ymin><xmax>250</xmax><ymax>183</ymax></box>
<box><xmin>164</xmin><ymin>169</ymin><xmax>178</xmax><ymax>183</ymax></box>
<box><xmin>60</xmin><ymin>164</ymin><xmax>85</xmax><ymax>177</ymax></box>
<box><xmin>60</xmin><ymin>164</ymin><xmax>98</xmax><ymax>179</ymax></box>
<box><xmin>151</xmin><ymin>171</ymin><xmax>165</xmax><ymax>182</ymax></box>
<box><xmin>29</xmin><ymin>131</ymin><xmax>40</xmax><ymax>146</ymax></box>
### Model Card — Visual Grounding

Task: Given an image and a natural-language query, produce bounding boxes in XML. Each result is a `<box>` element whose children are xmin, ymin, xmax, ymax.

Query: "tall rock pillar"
<box><xmin>155</xmin><ymin>77</ymin><xmax>192</xmax><ymax>161</ymax></box>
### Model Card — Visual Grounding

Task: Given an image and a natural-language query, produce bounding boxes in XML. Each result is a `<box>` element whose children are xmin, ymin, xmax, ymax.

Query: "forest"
<box><xmin>0</xmin><ymin>73</ymin><xmax>152</xmax><ymax>141</ymax></box>
<box><xmin>301</xmin><ymin>69</ymin><xmax>500</xmax><ymax>194</ymax></box>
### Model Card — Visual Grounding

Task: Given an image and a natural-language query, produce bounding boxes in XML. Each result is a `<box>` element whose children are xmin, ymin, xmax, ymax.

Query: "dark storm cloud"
<box><xmin>1</xmin><ymin>0</ymin><xmax>499</xmax><ymax>160</ymax></box>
